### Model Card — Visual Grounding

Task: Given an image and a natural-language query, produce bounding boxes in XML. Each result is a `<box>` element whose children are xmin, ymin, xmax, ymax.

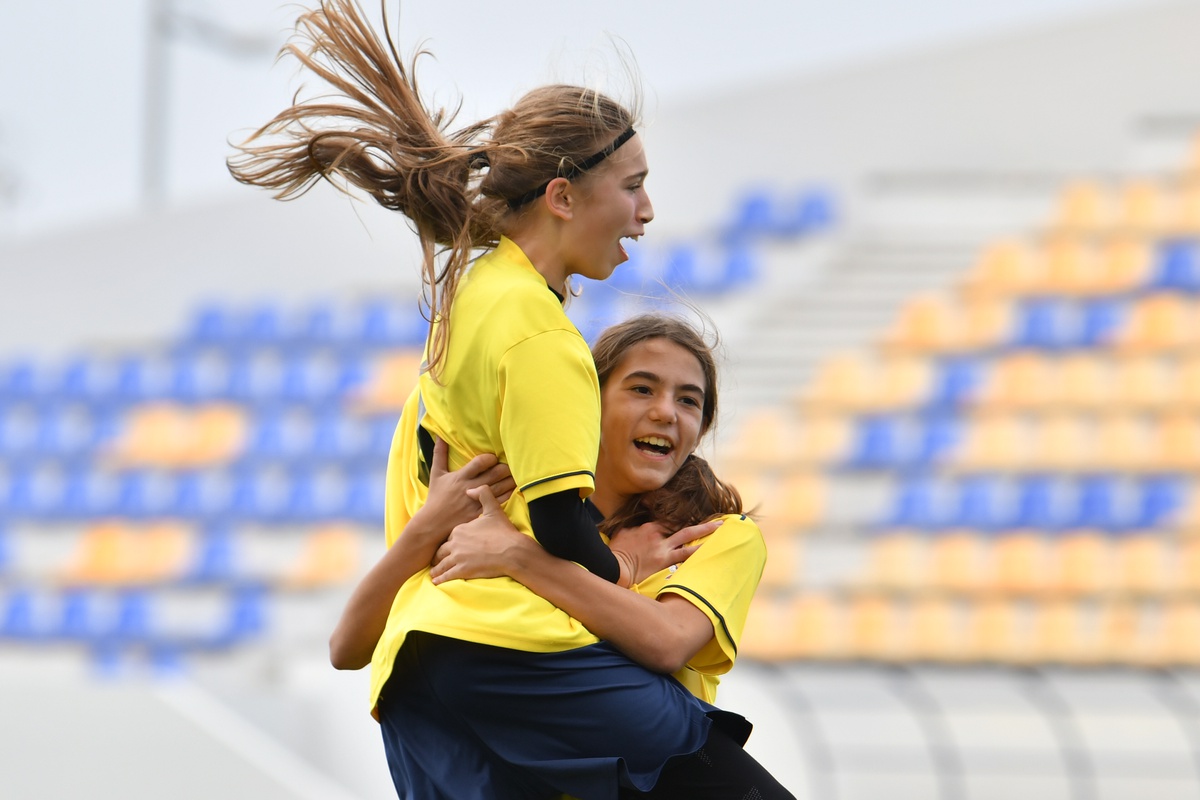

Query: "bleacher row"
<box><xmin>0</xmin><ymin>187</ymin><xmax>831</xmax><ymax>670</ymax></box>
<box><xmin>729</xmin><ymin>134</ymin><xmax>1200</xmax><ymax>667</ymax></box>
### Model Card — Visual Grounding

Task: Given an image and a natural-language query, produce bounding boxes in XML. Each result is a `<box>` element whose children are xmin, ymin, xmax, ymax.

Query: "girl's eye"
<box><xmin>631</xmin><ymin>385</ymin><xmax>651</xmax><ymax>395</ymax></box>
<box><xmin>680</xmin><ymin>396</ymin><xmax>701</xmax><ymax>408</ymax></box>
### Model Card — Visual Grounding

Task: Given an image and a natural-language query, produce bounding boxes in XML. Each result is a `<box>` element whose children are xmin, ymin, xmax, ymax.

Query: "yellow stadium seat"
<box><xmin>873</xmin><ymin>356</ymin><xmax>933</xmax><ymax>412</ymax></box>
<box><xmin>881</xmin><ymin>293</ymin><xmax>958</xmax><ymax>353</ymax></box>
<box><xmin>759</xmin><ymin>535</ymin><xmax>803</xmax><ymax>591</ymax></box>
<box><xmin>1029</xmin><ymin>600</ymin><xmax>1101</xmax><ymax>665</ymax></box>
<box><xmin>741</xmin><ymin>593</ymin><xmax>841</xmax><ymax>661</ymax></box>
<box><xmin>955</xmin><ymin>414</ymin><xmax>1031</xmax><ymax>471</ymax></box>
<box><xmin>773</xmin><ymin>471</ymin><xmax>826</xmax><ymax>531</ymax></box>
<box><xmin>1176</xmin><ymin>536</ymin><xmax>1200</xmax><ymax>590</ymax></box>
<box><xmin>284</xmin><ymin>526</ymin><xmax>361</xmax><ymax>589</ymax></box>
<box><xmin>1159</xmin><ymin>601</ymin><xmax>1200</xmax><ymax>666</ymax></box>
<box><xmin>1056</xmin><ymin>354</ymin><xmax>1112</xmax><ymax>410</ymax></box>
<box><xmin>1094</xmin><ymin>414</ymin><xmax>1153</xmax><ymax>472</ymax></box>
<box><xmin>1038</xmin><ymin>236</ymin><xmax>1097</xmax><ymax>295</ymax></box>
<box><xmin>961</xmin><ymin>240</ymin><xmax>1036</xmax><ymax>297</ymax></box>
<box><xmin>59</xmin><ymin>522</ymin><xmax>131</xmax><ymax>586</ymax></box>
<box><xmin>1117</xmin><ymin>179</ymin><xmax>1167</xmax><ymax>233</ymax></box>
<box><xmin>796</xmin><ymin>352</ymin><xmax>874</xmax><ymax>410</ymax></box>
<box><xmin>1151</xmin><ymin>414</ymin><xmax>1200</xmax><ymax>473</ymax></box>
<box><xmin>1096</xmin><ymin>602</ymin><xmax>1149</xmax><ymax>666</ymax></box>
<box><xmin>861</xmin><ymin>531</ymin><xmax>925</xmax><ymax>592</ymax></box>
<box><xmin>792</xmin><ymin>414</ymin><xmax>853</xmax><ymax>467</ymax></box>
<box><xmin>845</xmin><ymin>594</ymin><xmax>903</xmax><ymax>661</ymax></box>
<box><xmin>928</xmin><ymin>531</ymin><xmax>987</xmax><ymax>594</ymax></box>
<box><xmin>1173</xmin><ymin>357</ymin><xmax>1200</xmax><ymax>410</ymax></box>
<box><xmin>1053</xmin><ymin>181</ymin><xmax>1111</xmax><ymax>232</ymax></box>
<box><xmin>991</xmin><ymin>532</ymin><xmax>1052</xmax><ymax>596</ymax></box>
<box><xmin>726</xmin><ymin>408</ymin><xmax>798</xmax><ymax>469</ymax></box>
<box><xmin>1113</xmin><ymin>533</ymin><xmax>1172</xmax><ymax>596</ymax></box>
<box><xmin>964</xmin><ymin>598</ymin><xmax>1029</xmax><ymax>664</ymax></box>
<box><xmin>1052</xmin><ymin>531</ymin><xmax>1112</xmax><ymax>596</ymax></box>
<box><xmin>1034</xmin><ymin>413</ymin><xmax>1093</xmax><ymax>471</ymax></box>
<box><xmin>1114</xmin><ymin>296</ymin><xmax>1199</xmax><ymax>353</ymax></box>
<box><xmin>1095</xmin><ymin>236</ymin><xmax>1152</xmax><ymax>294</ymax></box>
<box><xmin>184</xmin><ymin>404</ymin><xmax>248</xmax><ymax>467</ymax></box>
<box><xmin>1111</xmin><ymin>357</ymin><xmax>1173</xmax><ymax>410</ymax></box>
<box><xmin>909</xmin><ymin>597</ymin><xmax>966</xmax><ymax>663</ymax></box>
<box><xmin>1174</xmin><ymin>181</ymin><xmax>1200</xmax><ymax>234</ymax></box>
<box><xmin>975</xmin><ymin>354</ymin><xmax>1055</xmax><ymax>412</ymax></box>
<box><xmin>349</xmin><ymin>349</ymin><xmax>423</xmax><ymax>413</ymax></box>
<box><xmin>129</xmin><ymin>523</ymin><xmax>193</xmax><ymax>584</ymax></box>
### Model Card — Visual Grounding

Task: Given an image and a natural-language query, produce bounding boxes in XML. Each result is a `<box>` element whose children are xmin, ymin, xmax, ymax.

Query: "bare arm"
<box><xmin>431</xmin><ymin>487</ymin><xmax>720</xmax><ymax>674</ymax></box>
<box><xmin>328</xmin><ymin>440</ymin><xmax>516</xmax><ymax>670</ymax></box>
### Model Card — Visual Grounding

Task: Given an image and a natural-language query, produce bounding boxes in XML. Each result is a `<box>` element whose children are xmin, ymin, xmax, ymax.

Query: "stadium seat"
<box><xmin>1056</xmin><ymin>355</ymin><xmax>1112</xmax><ymax>409</ymax></box>
<box><xmin>1114</xmin><ymin>295</ymin><xmax>1198</xmax><ymax>352</ymax></box>
<box><xmin>1053</xmin><ymin>530</ymin><xmax>1112</xmax><ymax>596</ymax></box>
<box><xmin>1095</xmin><ymin>237</ymin><xmax>1151</xmax><ymax>294</ymax></box>
<box><xmin>1175</xmin><ymin>182</ymin><xmax>1200</xmax><ymax>234</ymax></box>
<box><xmin>1035</xmin><ymin>414</ymin><xmax>1093</xmax><ymax>471</ymax></box>
<box><xmin>844</xmin><ymin>415</ymin><xmax>906</xmax><ymax>470</ymax></box>
<box><xmin>961</xmin><ymin>240</ymin><xmax>1036</xmax><ymax>297</ymax></box>
<box><xmin>348</xmin><ymin>350</ymin><xmax>422</xmax><ymax>413</ymax></box>
<box><xmin>956</xmin><ymin>415</ymin><xmax>1030</xmax><ymax>472</ymax></box>
<box><xmin>1159</xmin><ymin>601</ymin><xmax>1200</xmax><ymax>665</ymax></box>
<box><xmin>1029</xmin><ymin>600</ymin><xmax>1101</xmax><ymax>664</ymax></box>
<box><xmin>1038</xmin><ymin>236</ymin><xmax>1097</xmax><ymax>296</ymax></box>
<box><xmin>59</xmin><ymin>522</ymin><xmax>130</xmax><ymax>586</ymax></box>
<box><xmin>1147</xmin><ymin>239</ymin><xmax>1200</xmax><ymax>293</ymax></box>
<box><xmin>1</xmin><ymin>589</ymin><xmax>39</xmax><ymax>640</ymax></box>
<box><xmin>909</xmin><ymin>597</ymin><xmax>965</xmax><ymax>662</ymax></box>
<box><xmin>1052</xmin><ymin>180</ymin><xmax>1111</xmax><ymax>232</ymax></box>
<box><xmin>759</xmin><ymin>535</ymin><xmax>802</xmax><ymax>591</ymax></box>
<box><xmin>796</xmin><ymin>352</ymin><xmax>875</xmax><ymax>411</ymax></box>
<box><xmin>927</xmin><ymin>531</ymin><xmax>986</xmax><ymax>593</ymax></box>
<box><xmin>282</xmin><ymin>525</ymin><xmax>362</xmax><ymax>588</ymax></box>
<box><xmin>924</xmin><ymin>356</ymin><xmax>983</xmax><ymax>409</ymax></box>
<box><xmin>1117</xmin><ymin>179</ymin><xmax>1168</xmax><ymax>233</ymax></box>
<box><xmin>990</xmin><ymin>532</ymin><xmax>1052</xmax><ymax>595</ymax></box>
<box><xmin>845</xmin><ymin>594</ymin><xmax>903</xmax><ymax>661</ymax></box>
<box><xmin>185</xmin><ymin>524</ymin><xmax>238</xmax><ymax>583</ymax></box>
<box><xmin>1094</xmin><ymin>414</ymin><xmax>1153</xmax><ymax>472</ymax></box>
<box><xmin>773</xmin><ymin>471</ymin><xmax>825</xmax><ymax>530</ymax></box>
<box><xmin>976</xmin><ymin>353</ymin><xmax>1055</xmax><ymax>412</ymax></box>
<box><xmin>1113</xmin><ymin>532</ymin><xmax>1172</xmax><ymax>595</ymax></box>
<box><xmin>964</xmin><ymin>598</ymin><xmax>1029</xmax><ymax>664</ymax></box>
<box><xmin>862</xmin><ymin>531</ymin><xmax>924</xmax><ymax>592</ymax></box>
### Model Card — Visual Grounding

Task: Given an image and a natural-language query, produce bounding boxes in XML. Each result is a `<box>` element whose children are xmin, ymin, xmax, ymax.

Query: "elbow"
<box><xmin>328</xmin><ymin>634</ymin><xmax>370</xmax><ymax>671</ymax></box>
<box><xmin>641</xmin><ymin>637</ymin><xmax>691</xmax><ymax>675</ymax></box>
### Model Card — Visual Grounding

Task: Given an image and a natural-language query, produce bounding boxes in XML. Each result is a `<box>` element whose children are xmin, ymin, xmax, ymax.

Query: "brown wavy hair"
<box><xmin>590</xmin><ymin>315</ymin><xmax>746</xmax><ymax>536</ymax></box>
<box><xmin>227</xmin><ymin>0</ymin><xmax>639</xmax><ymax>377</ymax></box>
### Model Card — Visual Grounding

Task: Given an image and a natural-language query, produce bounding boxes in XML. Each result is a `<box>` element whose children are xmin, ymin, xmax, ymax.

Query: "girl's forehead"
<box><xmin>614</xmin><ymin>338</ymin><xmax>705</xmax><ymax>385</ymax></box>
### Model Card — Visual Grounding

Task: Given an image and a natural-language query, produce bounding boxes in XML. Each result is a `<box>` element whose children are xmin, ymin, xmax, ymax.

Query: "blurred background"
<box><xmin>3</xmin><ymin>0</ymin><xmax>1200</xmax><ymax>797</ymax></box>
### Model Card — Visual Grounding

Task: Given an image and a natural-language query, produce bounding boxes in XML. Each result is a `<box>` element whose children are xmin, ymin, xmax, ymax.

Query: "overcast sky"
<box><xmin>0</xmin><ymin>0</ymin><xmax>1160</xmax><ymax>242</ymax></box>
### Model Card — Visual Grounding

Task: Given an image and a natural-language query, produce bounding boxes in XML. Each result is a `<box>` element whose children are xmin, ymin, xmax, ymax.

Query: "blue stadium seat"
<box><xmin>243</xmin><ymin>302</ymin><xmax>287</xmax><ymax>349</ymax></box>
<box><xmin>56</xmin><ymin>355</ymin><xmax>116</xmax><ymax>405</ymax></box>
<box><xmin>1011</xmin><ymin>299</ymin><xmax>1065</xmax><ymax>350</ymax></box>
<box><xmin>911</xmin><ymin>415</ymin><xmax>963</xmax><ymax>468</ymax></box>
<box><xmin>1</xmin><ymin>359</ymin><xmax>41</xmax><ymax>404</ymax></box>
<box><xmin>845</xmin><ymin>415</ymin><xmax>904</xmax><ymax>470</ymax></box>
<box><xmin>1078</xmin><ymin>298</ymin><xmax>1124</xmax><ymax>348</ymax></box>
<box><xmin>1129</xmin><ymin>475</ymin><xmax>1186</xmax><ymax>530</ymax></box>
<box><xmin>1148</xmin><ymin>239</ymin><xmax>1200</xmax><ymax>293</ymax></box>
<box><xmin>1009</xmin><ymin>474</ymin><xmax>1065</xmax><ymax>531</ymax></box>
<box><xmin>359</xmin><ymin>300</ymin><xmax>426</xmax><ymax>350</ymax></box>
<box><xmin>183</xmin><ymin>302</ymin><xmax>239</xmax><ymax>350</ymax></box>
<box><xmin>57</xmin><ymin>589</ymin><xmax>97</xmax><ymax>641</ymax></box>
<box><xmin>108</xmin><ymin>590</ymin><xmax>152</xmax><ymax>644</ymax></box>
<box><xmin>1</xmin><ymin>589</ymin><xmax>38</xmax><ymax>640</ymax></box>
<box><xmin>344</xmin><ymin>470</ymin><xmax>386</xmax><ymax>525</ymax></box>
<box><xmin>186</xmin><ymin>524</ymin><xmax>237</xmax><ymax>583</ymax></box>
<box><xmin>1069</xmin><ymin>474</ymin><xmax>1120</xmax><ymax>531</ymax></box>
<box><xmin>949</xmin><ymin>474</ymin><xmax>1006</xmax><ymax>531</ymax></box>
<box><xmin>925</xmin><ymin>357</ymin><xmax>982</xmax><ymax>408</ymax></box>
<box><xmin>881</xmin><ymin>475</ymin><xmax>942</xmax><ymax>529</ymax></box>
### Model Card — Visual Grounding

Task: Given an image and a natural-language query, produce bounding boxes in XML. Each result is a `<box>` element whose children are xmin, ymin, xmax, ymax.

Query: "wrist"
<box><xmin>612</xmin><ymin>550</ymin><xmax>635</xmax><ymax>588</ymax></box>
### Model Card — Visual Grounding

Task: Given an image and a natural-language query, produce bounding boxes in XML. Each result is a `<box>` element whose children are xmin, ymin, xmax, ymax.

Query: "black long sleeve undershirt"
<box><xmin>527</xmin><ymin>489</ymin><xmax>620</xmax><ymax>583</ymax></box>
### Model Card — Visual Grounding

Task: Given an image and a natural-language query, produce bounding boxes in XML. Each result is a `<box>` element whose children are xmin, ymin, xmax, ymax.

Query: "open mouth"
<box><xmin>618</xmin><ymin>234</ymin><xmax>641</xmax><ymax>263</ymax></box>
<box><xmin>634</xmin><ymin>435</ymin><xmax>673</xmax><ymax>456</ymax></box>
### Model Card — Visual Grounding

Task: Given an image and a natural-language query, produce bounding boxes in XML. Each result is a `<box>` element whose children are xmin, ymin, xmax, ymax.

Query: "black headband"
<box><xmin>506</xmin><ymin>126</ymin><xmax>637</xmax><ymax>210</ymax></box>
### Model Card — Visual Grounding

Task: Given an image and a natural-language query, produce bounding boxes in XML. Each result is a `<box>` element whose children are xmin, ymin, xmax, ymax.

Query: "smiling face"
<box><xmin>562</xmin><ymin>133</ymin><xmax>654</xmax><ymax>283</ymax></box>
<box><xmin>591</xmin><ymin>337</ymin><xmax>707</xmax><ymax>516</ymax></box>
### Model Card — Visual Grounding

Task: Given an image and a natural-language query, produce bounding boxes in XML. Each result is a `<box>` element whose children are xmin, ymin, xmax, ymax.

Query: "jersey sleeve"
<box><xmin>498</xmin><ymin>328</ymin><xmax>601</xmax><ymax>502</ymax></box>
<box><xmin>656</xmin><ymin>515</ymin><xmax>767</xmax><ymax>676</ymax></box>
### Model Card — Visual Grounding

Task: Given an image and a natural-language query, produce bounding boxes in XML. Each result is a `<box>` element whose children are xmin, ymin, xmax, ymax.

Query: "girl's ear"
<box><xmin>543</xmin><ymin>177</ymin><xmax>574</xmax><ymax>220</ymax></box>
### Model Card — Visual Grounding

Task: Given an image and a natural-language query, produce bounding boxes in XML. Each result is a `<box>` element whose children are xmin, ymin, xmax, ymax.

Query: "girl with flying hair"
<box><xmin>231</xmin><ymin>2</ymin><xmax>791</xmax><ymax>797</ymax></box>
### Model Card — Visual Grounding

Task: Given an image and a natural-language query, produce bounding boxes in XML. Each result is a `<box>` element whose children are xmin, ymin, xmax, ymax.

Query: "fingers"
<box><xmin>429</xmin><ymin>436</ymin><xmax>450</xmax><ymax>479</ymax></box>
<box><xmin>491</xmin><ymin>476</ymin><xmax>517</xmax><ymax>505</ymax></box>
<box><xmin>473</xmin><ymin>485</ymin><xmax>504</xmax><ymax>516</ymax></box>
<box><xmin>666</xmin><ymin>518</ymin><xmax>723</xmax><ymax>547</ymax></box>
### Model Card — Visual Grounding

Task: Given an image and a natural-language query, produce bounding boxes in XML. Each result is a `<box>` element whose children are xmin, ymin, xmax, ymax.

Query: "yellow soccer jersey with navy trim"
<box><xmin>369</xmin><ymin>238</ymin><xmax>603</xmax><ymax>714</ymax></box>
<box><xmin>634</xmin><ymin>514</ymin><xmax>767</xmax><ymax>703</ymax></box>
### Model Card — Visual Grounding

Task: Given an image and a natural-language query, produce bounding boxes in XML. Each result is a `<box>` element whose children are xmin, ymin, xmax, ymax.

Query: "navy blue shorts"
<box><xmin>377</xmin><ymin>632</ymin><xmax>748</xmax><ymax>800</ymax></box>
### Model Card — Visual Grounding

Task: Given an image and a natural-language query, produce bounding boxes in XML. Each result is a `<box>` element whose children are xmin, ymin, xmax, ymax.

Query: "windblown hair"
<box><xmin>228</xmin><ymin>0</ymin><xmax>639</xmax><ymax>376</ymax></box>
<box><xmin>589</xmin><ymin>314</ymin><xmax>746</xmax><ymax>536</ymax></box>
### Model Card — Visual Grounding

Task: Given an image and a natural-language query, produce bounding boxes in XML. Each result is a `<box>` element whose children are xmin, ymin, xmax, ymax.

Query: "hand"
<box><xmin>609</xmin><ymin>518</ymin><xmax>722</xmax><ymax>586</ymax></box>
<box><xmin>422</xmin><ymin>438</ymin><xmax>516</xmax><ymax>532</ymax></box>
<box><xmin>430</xmin><ymin>486</ymin><xmax>533</xmax><ymax>584</ymax></box>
